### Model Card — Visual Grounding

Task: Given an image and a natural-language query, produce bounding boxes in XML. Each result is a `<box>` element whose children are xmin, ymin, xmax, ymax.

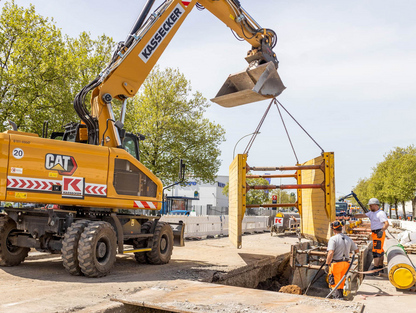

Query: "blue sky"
<box><xmin>2</xmin><ymin>0</ymin><xmax>416</xmax><ymax>197</ymax></box>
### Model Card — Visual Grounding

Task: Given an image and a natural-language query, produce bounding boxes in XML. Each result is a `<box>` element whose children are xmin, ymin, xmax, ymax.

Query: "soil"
<box><xmin>279</xmin><ymin>284</ymin><xmax>303</xmax><ymax>295</ymax></box>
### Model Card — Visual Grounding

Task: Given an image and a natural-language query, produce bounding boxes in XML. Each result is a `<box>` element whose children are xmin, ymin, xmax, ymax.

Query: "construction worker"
<box><xmin>325</xmin><ymin>221</ymin><xmax>359</xmax><ymax>299</ymax></box>
<box><xmin>354</xmin><ymin>198</ymin><xmax>389</xmax><ymax>274</ymax></box>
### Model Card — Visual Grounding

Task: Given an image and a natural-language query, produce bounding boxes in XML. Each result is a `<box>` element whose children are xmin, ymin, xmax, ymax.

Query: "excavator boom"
<box><xmin>76</xmin><ymin>0</ymin><xmax>285</xmax><ymax>148</ymax></box>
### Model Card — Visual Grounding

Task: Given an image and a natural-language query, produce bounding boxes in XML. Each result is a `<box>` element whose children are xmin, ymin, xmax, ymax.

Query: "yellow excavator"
<box><xmin>0</xmin><ymin>0</ymin><xmax>284</xmax><ymax>277</ymax></box>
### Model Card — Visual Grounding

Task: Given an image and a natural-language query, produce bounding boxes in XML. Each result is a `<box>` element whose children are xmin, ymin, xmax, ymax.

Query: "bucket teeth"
<box><xmin>211</xmin><ymin>62</ymin><xmax>285</xmax><ymax>107</ymax></box>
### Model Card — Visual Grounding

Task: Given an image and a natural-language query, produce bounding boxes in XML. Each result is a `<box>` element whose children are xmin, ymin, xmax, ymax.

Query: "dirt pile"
<box><xmin>279</xmin><ymin>284</ymin><xmax>302</xmax><ymax>295</ymax></box>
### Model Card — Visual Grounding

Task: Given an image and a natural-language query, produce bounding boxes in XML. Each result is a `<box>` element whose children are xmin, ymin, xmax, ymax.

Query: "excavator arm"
<box><xmin>74</xmin><ymin>0</ymin><xmax>285</xmax><ymax>148</ymax></box>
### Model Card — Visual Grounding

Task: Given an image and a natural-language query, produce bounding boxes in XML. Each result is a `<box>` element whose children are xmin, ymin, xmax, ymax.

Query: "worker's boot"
<box><xmin>332</xmin><ymin>289</ymin><xmax>344</xmax><ymax>300</ymax></box>
<box><xmin>375</xmin><ymin>265</ymin><xmax>384</xmax><ymax>276</ymax></box>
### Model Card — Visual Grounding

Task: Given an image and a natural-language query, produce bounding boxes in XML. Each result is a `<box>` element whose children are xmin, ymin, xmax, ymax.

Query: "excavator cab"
<box><xmin>211</xmin><ymin>61</ymin><xmax>285</xmax><ymax>107</ymax></box>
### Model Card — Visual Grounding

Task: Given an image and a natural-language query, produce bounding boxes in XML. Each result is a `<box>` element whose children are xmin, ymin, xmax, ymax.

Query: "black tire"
<box><xmin>147</xmin><ymin>222</ymin><xmax>174</xmax><ymax>265</ymax></box>
<box><xmin>134</xmin><ymin>221</ymin><xmax>152</xmax><ymax>264</ymax></box>
<box><xmin>0</xmin><ymin>216</ymin><xmax>30</xmax><ymax>266</ymax></box>
<box><xmin>77</xmin><ymin>221</ymin><xmax>117</xmax><ymax>277</ymax></box>
<box><xmin>61</xmin><ymin>220</ymin><xmax>90</xmax><ymax>275</ymax></box>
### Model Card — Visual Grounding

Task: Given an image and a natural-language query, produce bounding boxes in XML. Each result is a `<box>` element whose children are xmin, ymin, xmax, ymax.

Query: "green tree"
<box><xmin>268</xmin><ymin>190</ymin><xmax>296</xmax><ymax>204</ymax></box>
<box><xmin>245</xmin><ymin>177</ymin><xmax>270</xmax><ymax>206</ymax></box>
<box><xmin>352</xmin><ymin>178</ymin><xmax>371</xmax><ymax>210</ymax></box>
<box><xmin>354</xmin><ymin>145</ymin><xmax>416</xmax><ymax>218</ymax></box>
<box><xmin>222</xmin><ymin>174</ymin><xmax>270</xmax><ymax>214</ymax></box>
<box><xmin>125</xmin><ymin>66</ymin><xmax>225</xmax><ymax>185</ymax></box>
<box><xmin>0</xmin><ymin>1</ymin><xmax>114</xmax><ymax>134</ymax></box>
<box><xmin>383</xmin><ymin>146</ymin><xmax>416</xmax><ymax>219</ymax></box>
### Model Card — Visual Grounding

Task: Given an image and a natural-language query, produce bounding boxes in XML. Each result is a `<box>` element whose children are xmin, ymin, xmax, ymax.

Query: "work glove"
<box><xmin>324</xmin><ymin>264</ymin><xmax>329</xmax><ymax>274</ymax></box>
<box><xmin>377</xmin><ymin>230</ymin><xmax>384</xmax><ymax>238</ymax></box>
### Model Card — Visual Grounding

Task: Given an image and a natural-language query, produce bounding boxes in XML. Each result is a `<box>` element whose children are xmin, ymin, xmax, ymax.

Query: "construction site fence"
<box><xmin>160</xmin><ymin>215</ymin><xmax>270</xmax><ymax>238</ymax></box>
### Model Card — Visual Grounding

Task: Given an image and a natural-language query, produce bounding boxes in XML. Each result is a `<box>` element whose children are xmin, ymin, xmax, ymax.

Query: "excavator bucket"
<box><xmin>211</xmin><ymin>61</ymin><xmax>286</xmax><ymax>107</ymax></box>
<box><xmin>169</xmin><ymin>221</ymin><xmax>185</xmax><ymax>247</ymax></box>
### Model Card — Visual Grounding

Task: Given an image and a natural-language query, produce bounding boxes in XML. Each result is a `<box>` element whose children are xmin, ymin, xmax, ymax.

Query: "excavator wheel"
<box><xmin>61</xmin><ymin>220</ymin><xmax>91</xmax><ymax>275</ymax></box>
<box><xmin>134</xmin><ymin>221</ymin><xmax>152</xmax><ymax>264</ymax></box>
<box><xmin>0</xmin><ymin>216</ymin><xmax>30</xmax><ymax>266</ymax></box>
<box><xmin>77</xmin><ymin>221</ymin><xmax>117</xmax><ymax>278</ymax></box>
<box><xmin>147</xmin><ymin>222</ymin><xmax>174</xmax><ymax>265</ymax></box>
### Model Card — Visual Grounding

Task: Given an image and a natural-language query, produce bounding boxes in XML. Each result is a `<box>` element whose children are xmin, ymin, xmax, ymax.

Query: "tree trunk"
<box><xmin>394</xmin><ymin>200</ymin><xmax>398</xmax><ymax>219</ymax></box>
<box><xmin>412</xmin><ymin>197</ymin><xmax>416</xmax><ymax>221</ymax></box>
<box><xmin>402</xmin><ymin>201</ymin><xmax>407</xmax><ymax>220</ymax></box>
<box><xmin>389</xmin><ymin>203</ymin><xmax>392</xmax><ymax>218</ymax></box>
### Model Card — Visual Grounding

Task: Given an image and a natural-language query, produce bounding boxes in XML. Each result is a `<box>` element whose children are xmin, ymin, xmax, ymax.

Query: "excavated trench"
<box><xmin>109</xmin><ymin>238</ymin><xmax>371</xmax><ymax>312</ymax></box>
<box><xmin>112</xmin><ymin>254</ymin><xmax>330</xmax><ymax>313</ymax></box>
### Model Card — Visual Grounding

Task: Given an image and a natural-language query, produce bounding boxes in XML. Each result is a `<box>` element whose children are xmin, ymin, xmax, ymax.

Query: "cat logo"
<box><xmin>45</xmin><ymin>153</ymin><xmax>77</xmax><ymax>176</ymax></box>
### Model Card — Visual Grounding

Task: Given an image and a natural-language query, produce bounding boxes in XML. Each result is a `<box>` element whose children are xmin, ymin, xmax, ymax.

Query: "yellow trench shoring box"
<box><xmin>297</xmin><ymin>152</ymin><xmax>335</xmax><ymax>243</ymax></box>
<box><xmin>228</xmin><ymin>154</ymin><xmax>247</xmax><ymax>249</ymax></box>
<box><xmin>229</xmin><ymin>152</ymin><xmax>335</xmax><ymax>248</ymax></box>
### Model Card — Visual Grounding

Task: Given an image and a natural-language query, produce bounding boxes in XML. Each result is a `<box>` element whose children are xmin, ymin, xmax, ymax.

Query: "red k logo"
<box><xmin>62</xmin><ymin>177</ymin><xmax>84</xmax><ymax>198</ymax></box>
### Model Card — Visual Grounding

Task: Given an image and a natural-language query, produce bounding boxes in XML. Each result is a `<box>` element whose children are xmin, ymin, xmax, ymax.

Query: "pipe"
<box><xmin>385</xmin><ymin>239</ymin><xmax>416</xmax><ymax>289</ymax></box>
<box><xmin>246</xmin><ymin>173</ymin><xmax>297</xmax><ymax>179</ymax></box>
<box><xmin>247</xmin><ymin>164</ymin><xmax>323</xmax><ymax>172</ymax></box>
<box><xmin>247</xmin><ymin>183</ymin><xmax>323</xmax><ymax>190</ymax></box>
<box><xmin>246</xmin><ymin>203</ymin><xmax>297</xmax><ymax>208</ymax></box>
<box><xmin>296</xmin><ymin>250</ymin><xmax>327</xmax><ymax>256</ymax></box>
<box><xmin>295</xmin><ymin>264</ymin><xmax>323</xmax><ymax>270</ymax></box>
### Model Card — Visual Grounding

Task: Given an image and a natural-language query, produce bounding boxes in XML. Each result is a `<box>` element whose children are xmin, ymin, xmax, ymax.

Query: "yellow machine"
<box><xmin>0</xmin><ymin>0</ymin><xmax>284</xmax><ymax>277</ymax></box>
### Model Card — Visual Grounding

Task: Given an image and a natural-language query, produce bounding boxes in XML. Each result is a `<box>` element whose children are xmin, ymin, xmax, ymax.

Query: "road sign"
<box><xmin>272</xmin><ymin>195</ymin><xmax>277</xmax><ymax>201</ymax></box>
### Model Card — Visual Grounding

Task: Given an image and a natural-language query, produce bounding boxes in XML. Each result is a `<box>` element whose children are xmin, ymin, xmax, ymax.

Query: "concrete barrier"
<box><xmin>400</xmin><ymin>220</ymin><xmax>416</xmax><ymax>232</ymax></box>
<box><xmin>161</xmin><ymin>215</ymin><xmax>270</xmax><ymax>238</ymax></box>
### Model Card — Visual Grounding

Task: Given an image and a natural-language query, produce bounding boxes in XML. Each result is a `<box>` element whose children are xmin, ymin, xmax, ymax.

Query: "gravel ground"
<box><xmin>0</xmin><ymin>233</ymin><xmax>299</xmax><ymax>313</ymax></box>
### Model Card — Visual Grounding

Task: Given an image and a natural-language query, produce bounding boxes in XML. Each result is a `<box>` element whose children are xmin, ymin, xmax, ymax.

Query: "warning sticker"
<box><xmin>11</xmin><ymin>167</ymin><xmax>23</xmax><ymax>174</ymax></box>
<box><xmin>15</xmin><ymin>192</ymin><xmax>27</xmax><ymax>199</ymax></box>
<box><xmin>62</xmin><ymin>177</ymin><xmax>85</xmax><ymax>198</ymax></box>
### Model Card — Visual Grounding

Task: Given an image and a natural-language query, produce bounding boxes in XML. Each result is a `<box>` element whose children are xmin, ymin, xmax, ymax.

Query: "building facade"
<box><xmin>165</xmin><ymin>175</ymin><xmax>229</xmax><ymax>215</ymax></box>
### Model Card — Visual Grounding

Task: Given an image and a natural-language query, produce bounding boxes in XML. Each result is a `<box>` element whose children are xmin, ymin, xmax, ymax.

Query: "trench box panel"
<box><xmin>228</xmin><ymin>154</ymin><xmax>247</xmax><ymax>248</ymax></box>
<box><xmin>297</xmin><ymin>152</ymin><xmax>335</xmax><ymax>243</ymax></box>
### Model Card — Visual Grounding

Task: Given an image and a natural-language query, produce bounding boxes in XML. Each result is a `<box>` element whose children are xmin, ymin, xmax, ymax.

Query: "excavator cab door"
<box><xmin>211</xmin><ymin>62</ymin><xmax>285</xmax><ymax>107</ymax></box>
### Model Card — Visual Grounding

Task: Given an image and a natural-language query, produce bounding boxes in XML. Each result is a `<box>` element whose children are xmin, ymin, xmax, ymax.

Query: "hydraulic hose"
<box><xmin>325</xmin><ymin>253</ymin><xmax>356</xmax><ymax>299</ymax></box>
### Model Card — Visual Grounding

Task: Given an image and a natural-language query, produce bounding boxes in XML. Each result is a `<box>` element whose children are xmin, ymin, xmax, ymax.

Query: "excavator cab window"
<box><xmin>122</xmin><ymin>135</ymin><xmax>139</xmax><ymax>160</ymax></box>
<box><xmin>122</xmin><ymin>132</ymin><xmax>145</xmax><ymax>161</ymax></box>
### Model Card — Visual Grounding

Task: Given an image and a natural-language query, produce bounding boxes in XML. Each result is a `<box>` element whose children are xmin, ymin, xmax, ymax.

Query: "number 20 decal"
<box><xmin>12</xmin><ymin>148</ymin><xmax>24</xmax><ymax>159</ymax></box>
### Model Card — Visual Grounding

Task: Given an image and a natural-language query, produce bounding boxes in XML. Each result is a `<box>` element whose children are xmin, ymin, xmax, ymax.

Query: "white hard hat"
<box><xmin>368</xmin><ymin>198</ymin><xmax>380</xmax><ymax>205</ymax></box>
